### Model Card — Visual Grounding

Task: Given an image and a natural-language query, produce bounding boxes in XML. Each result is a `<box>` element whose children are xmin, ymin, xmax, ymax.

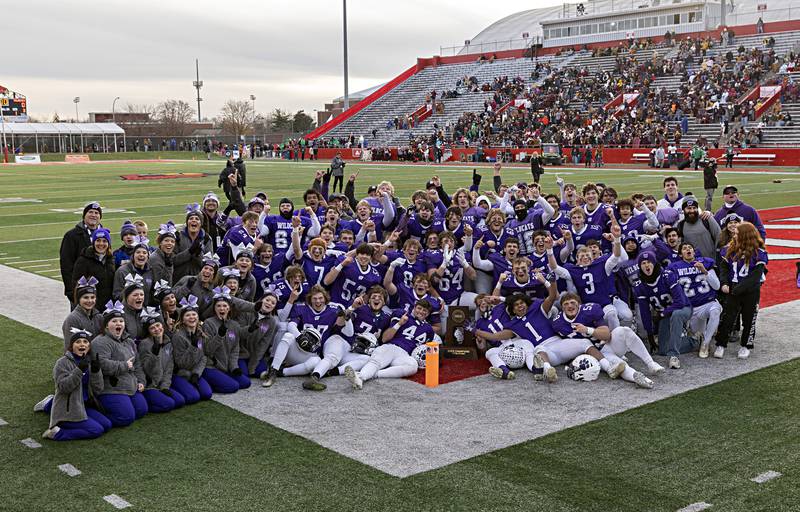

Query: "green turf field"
<box><xmin>1</xmin><ymin>159</ymin><xmax>799</xmax><ymax>511</ymax></box>
<box><xmin>1</xmin><ymin>315</ymin><xmax>798</xmax><ymax>512</ymax></box>
<box><xmin>0</xmin><ymin>158</ymin><xmax>798</xmax><ymax>280</ymax></box>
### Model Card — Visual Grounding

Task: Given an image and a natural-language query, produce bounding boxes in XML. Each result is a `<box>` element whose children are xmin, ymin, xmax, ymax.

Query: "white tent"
<box><xmin>0</xmin><ymin>122</ymin><xmax>125</xmax><ymax>153</ymax></box>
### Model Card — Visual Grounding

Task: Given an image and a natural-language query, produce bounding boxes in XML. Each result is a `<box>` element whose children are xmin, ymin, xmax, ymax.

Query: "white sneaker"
<box><xmin>699</xmin><ymin>342</ymin><xmax>710</xmax><ymax>359</ymax></box>
<box><xmin>738</xmin><ymin>346</ymin><xmax>750</xmax><ymax>359</ymax></box>
<box><xmin>33</xmin><ymin>394</ymin><xmax>53</xmax><ymax>413</ymax></box>
<box><xmin>713</xmin><ymin>346</ymin><xmax>725</xmax><ymax>359</ymax></box>
<box><xmin>41</xmin><ymin>426</ymin><xmax>60</xmax><ymax>440</ymax></box>
<box><xmin>344</xmin><ymin>366</ymin><xmax>363</xmax><ymax>390</ymax></box>
<box><xmin>647</xmin><ymin>362</ymin><xmax>665</xmax><ymax>375</ymax></box>
<box><xmin>633</xmin><ymin>371</ymin><xmax>654</xmax><ymax>389</ymax></box>
<box><xmin>607</xmin><ymin>361</ymin><xmax>627</xmax><ymax>379</ymax></box>
<box><xmin>669</xmin><ymin>356</ymin><xmax>681</xmax><ymax>369</ymax></box>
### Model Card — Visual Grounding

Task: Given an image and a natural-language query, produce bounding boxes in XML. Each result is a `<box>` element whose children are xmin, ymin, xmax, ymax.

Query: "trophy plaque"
<box><xmin>441</xmin><ymin>306</ymin><xmax>478</xmax><ymax>359</ymax></box>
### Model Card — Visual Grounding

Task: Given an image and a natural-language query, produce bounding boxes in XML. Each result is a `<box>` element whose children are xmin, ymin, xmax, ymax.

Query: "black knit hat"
<box><xmin>82</xmin><ymin>201</ymin><xmax>102</xmax><ymax>220</ymax></box>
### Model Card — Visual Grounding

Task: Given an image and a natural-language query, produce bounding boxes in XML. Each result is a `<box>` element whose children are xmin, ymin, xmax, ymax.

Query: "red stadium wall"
<box><xmin>315</xmin><ymin>147</ymin><xmax>800</xmax><ymax>166</ymax></box>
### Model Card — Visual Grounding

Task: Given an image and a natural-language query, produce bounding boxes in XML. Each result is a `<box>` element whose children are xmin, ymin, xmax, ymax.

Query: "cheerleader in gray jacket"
<box><xmin>121</xmin><ymin>276</ymin><xmax>147</xmax><ymax>341</ymax></box>
<box><xmin>40</xmin><ymin>330</ymin><xmax>112</xmax><ymax>440</ymax></box>
<box><xmin>237</xmin><ymin>290</ymin><xmax>279</xmax><ymax>378</ymax></box>
<box><xmin>173</xmin><ymin>204</ymin><xmax>213</xmax><ymax>283</ymax></box>
<box><xmin>153</xmin><ymin>279</ymin><xmax>178</xmax><ymax>337</ymax></box>
<box><xmin>148</xmin><ymin>222</ymin><xmax>177</xmax><ymax>286</ymax></box>
<box><xmin>173</xmin><ymin>252</ymin><xmax>220</xmax><ymax>312</ymax></box>
<box><xmin>92</xmin><ymin>302</ymin><xmax>149</xmax><ymax>427</ymax></box>
<box><xmin>201</xmin><ymin>287</ymin><xmax>250</xmax><ymax>392</ymax></box>
<box><xmin>61</xmin><ymin>276</ymin><xmax>103</xmax><ymax>349</ymax></box>
<box><xmin>170</xmin><ymin>295</ymin><xmax>212</xmax><ymax>403</ymax></box>
<box><xmin>138</xmin><ymin>308</ymin><xmax>183</xmax><ymax>412</ymax></box>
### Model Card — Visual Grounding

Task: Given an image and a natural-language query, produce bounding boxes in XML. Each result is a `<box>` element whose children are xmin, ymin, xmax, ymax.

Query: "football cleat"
<box><xmin>699</xmin><ymin>342</ymin><xmax>710</xmax><ymax>359</ymax></box>
<box><xmin>633</xmin><ymin>371</ymin><xmax>654</xmax><ymax>389</ymax></box>
<box><xmin>344</xmin><ymin>366</ymin><xmax>362</xmax><ymax>390</ymax></box>
<box><xmin>607</xmin><ymin>361</ymin><xmax>627</xmax><ymax>380</ymax></box>
<box><xmin>647</xmin><ymin>362</ymin><xmax>665</xmax><ymax>375</ymax></box>
<box><xmin>669</xmin><ymin>356</ymin><xmax>681</xmax><ymax>369</ymax></box>
<box><xmin>302</xmin><ymin>374</ymin><xmax>326</xmax><ymax>391</ymax></box>
<box><xmin>33</xmin><ymin>394</ymin><xmax>53</xmax><ymax>413</ymax></box>
<box><xmin>489</xmin><ymin>366</ymin><xmax>515</xmax><ymax>380</ymax></box>
<box><xmin>738</xmin><ymin>346</ymin><xmax>750</xmax><ymax>359</ymax></box>
<box><xmin>713</xmin><ymin>346</ymin><xmax>725</xmax><ymax>359</ymax></box>
<box><xmin>261</xmin><ymin>367</ymin><xmax>278</xmax><ymax>388</ymax></box>
<box><xmin>532</xmin><ymin>353</ymin><xmax>546</xmax><ymax>381</ymax></box>
<box><xmin>544</xmin><ymin>365</ymin><xmax>558</xmax><ymax>383</ymax></box>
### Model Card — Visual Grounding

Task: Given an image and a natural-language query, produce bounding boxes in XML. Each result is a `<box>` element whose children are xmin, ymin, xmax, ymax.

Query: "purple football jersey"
<box><xmin>425</xmin><ymin>250</ymin><xmax>467</xmax><ymax>304</ymax></box>
<box><xmin>667</xmin><ymin>257</ymin><xmax>717</xmax><ymax>307</ymax></box>
<box><xmin>506</xmin><ymin>299</ymin><xmax>557</xmax><ymax>346</ymax></box>
<box><xmin>476</xmin><ymin>303</ymin><xmax>513</xmax><ymax>348</ymax></box>
<box><xmin>386</xmin><ymin>313</ymin><xmax>435</xmax><ymax>354</ymax></box>
<box><xmin>720</xmin><ymin>247</ymin><xmax>768</xmax><ymax>284</ymax></box>
<box><xmin>329</xmin><ymin>258</ymin><xmax>383</xmax><ymax>306</ymax></box>
<box><xmin>507</xmin><ymin>211</ymin><xmax>545</xmax><ymax>256</ymax></box>
<box><xmin>252</xmin><ymin>254</ymin><xmax>287</xmax><ymax>300</ymax></box>
<box><xmin>272</xmin><ymin>279</ymin><xmax>310</xmax><ymax>310</ymax></box>
<box><xmin>290</xmin><ymin>303</ymin><xmax>343</xmax><ymax>350</ymax></box>
<box><xmin>552</xmin><ymin>303</ymin><xmax>606</xmax><ymax>347</ymax></box>
<box><xmin>351</xmin><ymin>304</ymin><xmax>393</xmax><ymax>340</ymax></box>
<box><xmin>562</xmin><ymin>255</ymin><xmax>617</xmax><ymax>306</ymax></box>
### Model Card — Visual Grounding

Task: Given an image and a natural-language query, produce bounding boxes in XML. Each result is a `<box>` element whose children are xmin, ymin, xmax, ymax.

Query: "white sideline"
<box><xmin>0</xmin><ymin>418</ymin><xmax>8</xmax><ymax>426</ymax></box>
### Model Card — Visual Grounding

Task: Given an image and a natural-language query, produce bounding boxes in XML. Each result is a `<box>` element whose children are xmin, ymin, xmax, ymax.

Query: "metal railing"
<box><xmin>439</xmin><ymin>37</ymin><xmax>543</xmax><ymax>57</ymax></box>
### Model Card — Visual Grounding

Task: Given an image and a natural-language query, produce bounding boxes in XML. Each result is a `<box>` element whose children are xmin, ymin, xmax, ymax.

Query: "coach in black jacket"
<box><xmin>60</xmin><ymin>202</ymin><xmax>103</xmax><ymax>305</ymax></box>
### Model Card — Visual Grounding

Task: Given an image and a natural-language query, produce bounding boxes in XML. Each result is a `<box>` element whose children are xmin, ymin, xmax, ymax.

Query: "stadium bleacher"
<box><xmin>313</xmin><ymin>20</ymin><xmax>800</xmax><ymax>163</ymax></box>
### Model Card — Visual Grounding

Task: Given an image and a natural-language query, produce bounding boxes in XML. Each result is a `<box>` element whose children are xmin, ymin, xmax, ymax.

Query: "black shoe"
<box><xmin>261</xmin><ymin>367</ymin><xmax>278</xmax><ymax>388</ymax></box>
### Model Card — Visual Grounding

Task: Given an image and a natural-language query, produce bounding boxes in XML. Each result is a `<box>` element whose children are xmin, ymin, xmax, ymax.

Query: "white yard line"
<box><xmin>0</xmin><ymin>418</ymin><xmax>7</xmax><ymax>426</ymax></box>
<box><xmin>103</xmin><ymin>495</ymin><xmax>132</xmax><ymax>509</ymax></box>
<box><xmin>18</xmin><ymin>264</ymin><xmax>54</xmax><ymax>269</ymax></box>
<box><xmin>13</xmin><ymin>258</ymin><xmax>59</xmax><ymax>265</ymax></box>
<box><xmin>677</xmin><ymin>503</ymin><xmax>712</xmax><ymax>512</ymax></box>
<box><xmin>57</xmin><ymin>463</ymin><xmax>82</xmax><ymax>477</ymax></box>
<box><xmin>0</xmin><ymin>237</ymin><xmax>60</xmax><ymax>244</ymax></box>
<box><xmin>20</xmin><ymin>438</ymin><xmax>42</xmax><ymax>449</ymax></box>
<box><xmin>0</xmin><ymin>256</ymin><xmax>20</xmax><ymax>259</ymax></box>
<box><xmin>751</xmin><ymin>470</ymin><xmax>782</xmax><ymax>483</ymax></box>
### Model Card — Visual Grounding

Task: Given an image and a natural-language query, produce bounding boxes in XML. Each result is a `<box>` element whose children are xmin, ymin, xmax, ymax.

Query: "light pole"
<box><xmin>250</xmin><ymin>94</ymin><xmax>256</xmax><ymax>148</ymax></box>
<box><xmin>0</xmin><ymin>95</ymin><xmax>7</xmax><ymax>163</ymax></box>
<box><xmin>342</xmin><ymin>0</ymin><xmax>349</xmax><ymax>111</ymax></box>
<box><xmin>73</xmin><ymin>97</ymin><xmax>83</xmax><ymax>153</ymax></box>
<box><xmin>112</xmin><ymin>96</ymin><xmax>120</xmax><ymax>124</ymax></box>
<box><xmin>193</xmin><ymin>59</ymin><xmax>203</xmax><ymax>122</ymax></box>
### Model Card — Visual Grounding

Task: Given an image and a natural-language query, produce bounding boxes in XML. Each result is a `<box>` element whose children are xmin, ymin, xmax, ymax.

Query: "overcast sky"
<box><xmin>7</xmin><ymin>0</ymin><xmax>563</xmax><ymax>121</ymax></box>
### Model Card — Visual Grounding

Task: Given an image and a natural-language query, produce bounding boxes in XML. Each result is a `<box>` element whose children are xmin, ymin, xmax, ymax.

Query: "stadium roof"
<box><xmin>458</xmin><ymin>0</ymin><xmax>800</xmax><ymax>55</ymax></box>
<box><xmin>0</xmin><ymin>122</ymin><xmax>124</xmax><ymax>134</ymax></box>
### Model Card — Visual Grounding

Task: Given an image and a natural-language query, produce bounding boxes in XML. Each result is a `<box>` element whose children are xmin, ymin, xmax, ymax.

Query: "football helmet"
<box><xmin>411</xmin><ymin>344</ymin><xmax>428</xmax><ymax>368</ymax></box>
<box><xmin>296</xmin><ymin>327</ymin><xmax>322</xmax><ymax>354</ymax></box>
<box><xmin>352</xmin><ymin>332</ymin><xmax>379</xmax><ymax>355</ymax></box>
<box><xmin>566</xmin><ymin>354</ymin><xmax>601</xmax><ymax>381</ymax></box>
<box><xmin>499</xmin><ymin>344</ymin><xmax>525</xmax><ymax>369</ymax></box>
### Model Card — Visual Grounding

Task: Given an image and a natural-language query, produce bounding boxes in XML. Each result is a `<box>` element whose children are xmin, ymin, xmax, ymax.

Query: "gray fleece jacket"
<box><xmin>92</xmin><ymin>333</ymin><xmax>145</xmax><ymax>396</ymax></box>
<box><xmin>49</xmin><ymin>352</ymin><xmax>104</xmax><ymax>428</ymax></box>
<box><xmin>138</xmin><ymin>336</ymin><xmax>175</xmax><ymax>390</ymax></box>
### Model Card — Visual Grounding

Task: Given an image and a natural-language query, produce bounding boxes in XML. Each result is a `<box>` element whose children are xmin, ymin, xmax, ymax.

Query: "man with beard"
<box><xmin>677</xmin><ymin>198</ymin><xmax>720</xmax><ymax>261</ymax></box>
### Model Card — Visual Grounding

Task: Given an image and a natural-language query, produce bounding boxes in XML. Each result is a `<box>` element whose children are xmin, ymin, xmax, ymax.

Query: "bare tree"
<box><xmin>154</xmin><ymin>100</ymin><xmax>194</xmax><ymax>136</ymax></box>
<box><xmin>219</xmin><ymin>99</ymin><xmax>253</xmax><ymax>137</ymax></box>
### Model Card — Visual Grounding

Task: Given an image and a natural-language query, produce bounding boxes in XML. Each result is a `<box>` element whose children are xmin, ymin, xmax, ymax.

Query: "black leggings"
<box><xmin>715</xmin><ymin>287</ymin><xmax>760</xmax><ymax>348</ymax></box>
<box><xmin>332</xmin><ymin>175</ymin><xmax>343</xmax><ymax>193</ymax></box>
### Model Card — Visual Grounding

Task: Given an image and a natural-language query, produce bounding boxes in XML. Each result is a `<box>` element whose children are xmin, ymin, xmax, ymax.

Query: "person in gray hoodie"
<box><xmin>173</xmin><ymin>253</ymin><xmax>220</xmax><ymax>313</ymax></box>
<box><xmin>91</xmin><ymin>302</ymin><xmax>149</xmax><ymax>427</ymax></box>
<box><xmin>61</xmin><ymin>276</ymin><xmax>103</xmax><ymax>349</ymax></box>
<box><xmin>138</xmin><ymin>308</ymin><xmax>182</xmax><ymax>412</ymax></box>
<box><xmin>173</xmin><ymin>205</ymin><xmax>213</xmax><ymax>283</ymax></box>
<box><xmin>238</xmin><ymin>291</ymin><xmax>280</xmax><ymax>378</ymax></box>
<box><xmin>169</xmin><ymin>295</ymin><xmax>213</xmax><ymax>403</ymax></box>
<box><xmin>121</xmin><ymin>279</ymin><xmax>147</xmax><ymax>341</ymax></box>
<box><xmin>201</xmin><ymin>287</ymin><xmax>249</xmax><ymax>393</ymax></box>
<box><xmin>41</xmin><ymin>330</ymin><xmax>111</xmax><ymax>441</ymax></box>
